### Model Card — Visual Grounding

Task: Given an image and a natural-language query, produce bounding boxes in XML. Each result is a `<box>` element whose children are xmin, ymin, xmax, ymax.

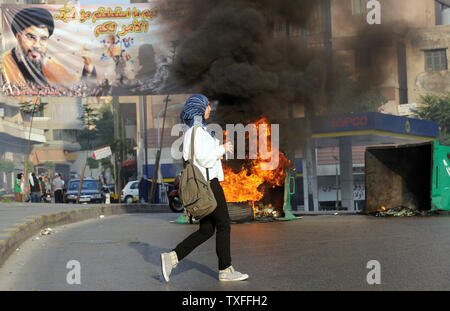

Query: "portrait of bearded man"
<box><xmin>1</xmin><ymin>7</ymin><xmax>96</xmax><ymax>92</ymax></box>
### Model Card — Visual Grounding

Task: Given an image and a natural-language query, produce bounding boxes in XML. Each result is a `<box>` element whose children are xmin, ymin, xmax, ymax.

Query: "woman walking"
<box><xmin>160</xmin><ymin>94</ymin><xmax>249</xmax><ymax>282</ymax></box>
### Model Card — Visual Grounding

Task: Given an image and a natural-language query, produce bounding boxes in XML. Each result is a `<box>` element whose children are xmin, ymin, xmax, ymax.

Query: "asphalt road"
<box><xmin>0</xmin><ymin>213</ymin><xmax>449</xmax><ymax>291</ymax></box>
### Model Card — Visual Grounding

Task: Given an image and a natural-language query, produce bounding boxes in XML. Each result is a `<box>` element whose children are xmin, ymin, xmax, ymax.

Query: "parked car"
<box><xmin>65</xmin><ymin>178</ymin><xmax>104</xmax><ymax>203</ymax></box>
<box><xmin>121</xmin><ymin>180</ymin><xmax>139</xmax><ymax>203</ymax></box>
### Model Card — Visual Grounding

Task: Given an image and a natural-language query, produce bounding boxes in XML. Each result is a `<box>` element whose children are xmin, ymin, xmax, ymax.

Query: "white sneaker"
<box><xmin>219</xmin><ymin>266</ymin><xmax>249</xmax><ymax>282</ymax></box>
<box><xmin>160</xmin><ymin>251</ymin><xmax>178</xmax><ymax>282</ymax></box>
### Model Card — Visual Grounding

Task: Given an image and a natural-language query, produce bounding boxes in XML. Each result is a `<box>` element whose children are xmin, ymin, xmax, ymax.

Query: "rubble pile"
<box><xmin>374</xmin><ymin>206</ymin><xmax>427</xmax><ymax>217</ymax></box>
<box><xmin>253</xmin><ymin>203</ymin><xmax>281</xmax><ymax>222</ymax></box>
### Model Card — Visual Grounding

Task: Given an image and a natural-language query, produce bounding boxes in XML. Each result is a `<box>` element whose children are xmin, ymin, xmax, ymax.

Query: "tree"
<box><xmin>19</xmin><ymin>98</ymin><xmax>46</xmax><ymax>188</ymax></box>
<box><xmin>87</xmin><ymin>157</ymin><xmax>99</xmax><ymax>169</ymax></box>
<box><xmin>44</xmin><ymin>161</ymin><xmax>55</xmax><ymax>178</ymax></box>
<box><xmin>19</xmin><ymin>99</ymin><xmax>47</xmax><ymax>121</ymax></box>
<box><xmin>25</xmin><ymin>161</ymin><xmax>34</xmax><ymax>173</ymax></box>
<box><xmin>78</xmin><ymin>102</ymin><xmax>99</xmax><ymax>150</ymax></box>
<box><xmin>0</xmin><ymin>160</ymin><xmax>14</xmax><ymax>174</ymax></box>
<box><xmin>77</xmin><ymin>101</ymin><xmax>116</xmax><ymax>151</ymax></box>
<box><xmin>100</xmin><ymin>156</ymin><xmax>114</xmax><ymax>183</ymax></box>
<box><xmin>411</xmin><ymin>94</ymin><xmax>450</xmax><ymax>146</ymax></box>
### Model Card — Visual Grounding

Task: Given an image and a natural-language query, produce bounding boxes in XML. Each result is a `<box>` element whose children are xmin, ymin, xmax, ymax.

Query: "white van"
<box><xmin>121</xmin><ymin>180</ymin><xmax>139</xmax><ymax>203</ymax></box>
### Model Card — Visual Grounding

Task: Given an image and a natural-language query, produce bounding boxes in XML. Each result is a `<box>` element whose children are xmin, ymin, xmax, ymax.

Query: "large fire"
<box><xmin>220</xmin><ymin>117</ymin><xmax>291</xmax><ymax>204</ymax></box>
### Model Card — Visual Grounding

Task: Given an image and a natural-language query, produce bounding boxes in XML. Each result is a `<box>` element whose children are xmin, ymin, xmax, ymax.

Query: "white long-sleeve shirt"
<box><xmin>182</xmin><ymin>126</ymin><xmax>226</xmax><ymax>181</ymax></box>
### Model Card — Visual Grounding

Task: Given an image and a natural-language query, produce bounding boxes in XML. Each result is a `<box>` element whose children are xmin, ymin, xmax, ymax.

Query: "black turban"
<box><xmin>11</xmin><ymin>7</ymin><xmax>54</xmax><ymax>37</ymax></box>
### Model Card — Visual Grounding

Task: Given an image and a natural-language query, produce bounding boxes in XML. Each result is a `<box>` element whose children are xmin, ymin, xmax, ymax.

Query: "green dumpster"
<box><xmin>365</xmin><ymin>141</ymin><xmax>450</xmax><ymax>213</ymax></box>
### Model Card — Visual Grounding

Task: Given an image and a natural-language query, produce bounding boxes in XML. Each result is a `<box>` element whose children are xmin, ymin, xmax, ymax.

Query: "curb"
<box><xmin>0</xmin><ymin>203</ymin><xmax>169</xmax><ymax>268</ymax></box>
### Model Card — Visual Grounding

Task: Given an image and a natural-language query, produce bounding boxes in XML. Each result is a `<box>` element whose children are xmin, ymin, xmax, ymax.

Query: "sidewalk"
<box><xmin>0</xmin><ymin>202</ymin><xmax>170</xmax><ymax>267</ymax></box>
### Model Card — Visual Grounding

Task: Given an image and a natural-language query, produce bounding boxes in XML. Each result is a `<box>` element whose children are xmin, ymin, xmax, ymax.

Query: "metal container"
<box><xmin>365</xmin><ymin>141</ymin><xmax>450</xmax><ymax>213</ymax></box>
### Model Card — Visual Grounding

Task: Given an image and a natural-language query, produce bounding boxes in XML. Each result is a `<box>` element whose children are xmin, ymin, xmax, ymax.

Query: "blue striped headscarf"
<box><xmin>180</xmin><ymin>94</ymin><xmax>209</xmax><ymax>128</ymax></box>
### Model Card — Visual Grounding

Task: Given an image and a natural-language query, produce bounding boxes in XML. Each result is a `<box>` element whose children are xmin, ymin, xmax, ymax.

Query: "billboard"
<box><xmin>1</xmin><ymin>3</ymin><xmax>182</xmax><ymax>97</ymax></box>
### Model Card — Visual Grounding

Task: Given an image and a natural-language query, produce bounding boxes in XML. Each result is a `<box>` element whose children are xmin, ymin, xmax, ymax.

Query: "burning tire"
<box><xmin>227</xmin><ymin>203</ymin><xmax>254</xmax><ymax>223</ymax></box>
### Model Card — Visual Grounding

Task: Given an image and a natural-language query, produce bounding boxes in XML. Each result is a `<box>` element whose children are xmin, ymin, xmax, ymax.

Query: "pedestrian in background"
<box><xmin>14</xmin><ymin>173</ymin><xmax>23</xmax><ymax>202</ymax></box>
<box><xmin>29</xmin><ymin>172</ymin><xmax>42</xmax><ymax>203</ymax></box>
<box><xmin>20</xmin><ymin>173</ymin><xmax>27</xmax><ymax>202</ymax></box>
<box><xmin>39</xmin><ymin>176</ymin><xmax>46</xmax><ymax>196</ymax></box>
<box><xmin>138</xmin><ymin>175</ymin><xmax>149</xmax><ymax>203</ymax></box>
<box><xmin>160</xmin><ymin>94</ymin><xmax>248</xmax><ymax>282</ymax></box>
<box><xmin>53</xmin><ymin>173</ymin><xmax>64</xmax><ymax>203</ymax></box>
<box><xmin>44</xmin><ymin>176</ymin><xmax>52</xmax><ymax>196</ymax></box>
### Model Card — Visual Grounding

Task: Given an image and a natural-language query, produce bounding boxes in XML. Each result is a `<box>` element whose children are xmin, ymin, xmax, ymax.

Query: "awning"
<box><xmin>437</xmin><ymin>0</ymin><xmax>450</xmax><ymax>7</ymax></box>
<box><xmin>311</xmin><ymin>112</ymin><xmax>439</xmax><ymax>148</ymax></box>
<box><xmin>122</xmin><ymin>158</ymin><xmax>137</xmax><ymax>167</ymax></box>
<box><xmin>31</xmin><ymin>149</ymin><xmax>67</xmax><ymax>165</ymax></box>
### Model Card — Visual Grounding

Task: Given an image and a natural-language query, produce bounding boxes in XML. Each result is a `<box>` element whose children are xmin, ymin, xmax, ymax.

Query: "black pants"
<box><xmin>55</xmin><ymin>189</ymin><xmax>63</xmax><ymax>203</ymax></box>
<box><xmin>174</xmin><ymin>178</ymin><xmax>231</xmax><ymax>270</ymax></box>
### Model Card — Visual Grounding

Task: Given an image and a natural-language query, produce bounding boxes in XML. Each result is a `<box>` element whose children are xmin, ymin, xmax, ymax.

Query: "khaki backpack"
<box><xmin>179</xmin><ymin>126</ymin><xmax>217</xmax><ymax>220</ymax></box>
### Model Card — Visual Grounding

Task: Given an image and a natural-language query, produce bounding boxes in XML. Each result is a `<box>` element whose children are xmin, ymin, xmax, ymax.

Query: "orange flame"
<box><xmin>220</xmin><ymin>116</ymin><xmax>290</xmax><ymax>203</ymax></box>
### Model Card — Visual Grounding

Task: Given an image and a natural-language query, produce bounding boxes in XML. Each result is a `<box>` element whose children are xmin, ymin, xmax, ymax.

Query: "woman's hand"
<box><xmin>224</xmin><ymin>141</ymin><xmax>234</xmax><ymax>154</ymax></box>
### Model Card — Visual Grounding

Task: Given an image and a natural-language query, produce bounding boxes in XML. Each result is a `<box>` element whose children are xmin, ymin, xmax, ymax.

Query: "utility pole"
<box><xmin>77</xmin><ymin>98</ymin><xmax>94</xmax><ymax>204</ymax></box>
<box><xmin>113</xmin><ymin>96</ymin><xmax>122</xmax><ymax>203</ymax></box>
<box><xmin>143</xmin><ymin>96</ymin><xmax>149</xmax><ymax>175</ymax></box>
<box><xmin>149</xmin><ymin>95</ymin><xmax>170</xmax><ymax>203</ymax></box>
<box><xmin>23</xmin><ymin>97</ymin><xmax>41</xmax><ymax>198</ymax></box>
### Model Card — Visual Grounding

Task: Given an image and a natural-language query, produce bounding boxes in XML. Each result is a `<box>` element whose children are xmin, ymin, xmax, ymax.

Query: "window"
<box><xmin>425</xmin><ymin>49</ymin><xmax>448</xmax><ymax>71</ymax></box>
<box><xmin>53</xmin><ymin>129</ymin><xmax>78</xmax><ymax>141</ymax></box>
<box><xmin>306</xmin><ymin>2</ymin><xmax>325</xmax><ymax>34</ymax></box>
<box><xmin>131</xmin><ymin>182</ymin><xmax>139</xmax><ymax>189</ymax></box>
<box><xmin>435</xmin><ymin>0</ymin><xmax>450</xmax><ymax>25</ymax></box>
<box><xmin>352</xmin><ymin>0</ymin><xmax>369</xmax><ymax>15</ymax></box>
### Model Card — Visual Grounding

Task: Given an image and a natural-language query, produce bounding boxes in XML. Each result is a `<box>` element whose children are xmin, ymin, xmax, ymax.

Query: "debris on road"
<box><xmin>374</xmin><ymin>206</ymin><xmax>425</xmax><ymax>217</ymax></box>
<box><xmin>40</xmin><ymin>228</ymin><xmax>55</xmax><ymax>236</ymax></box>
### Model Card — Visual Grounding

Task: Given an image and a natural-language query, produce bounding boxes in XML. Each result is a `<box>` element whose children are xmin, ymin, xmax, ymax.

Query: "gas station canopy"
<box><xmin>311</xmin><ymin>112</ymin><xmax>439</xmax><ymax>147</ymax></box>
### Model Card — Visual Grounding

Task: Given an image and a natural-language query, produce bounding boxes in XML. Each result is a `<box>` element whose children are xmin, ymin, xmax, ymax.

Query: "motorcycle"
<box><xmin>168</xmin><ymin>173</ymin><xmax>184</xmax><ymax>213</ymax></box>
<box><xmin>42</xmin><ymin>190</ymin><xmax>52</xmax><ymax>203</ymax></box>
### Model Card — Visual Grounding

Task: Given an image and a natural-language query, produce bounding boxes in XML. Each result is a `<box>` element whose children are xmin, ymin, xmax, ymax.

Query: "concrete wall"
<box><xmin>69</xmin><ymin>150</ymin><xmax>114</xmax><ymax>185</ymax></box>
<box><xmin>406</xmin><ymin>25</ymin><xmax>450</xmax><ymax>104</ymax></box>
<box><xmin>331</xmin><ymin>0</ymin><xmax>436</xmax><ymax>39</ymax></box>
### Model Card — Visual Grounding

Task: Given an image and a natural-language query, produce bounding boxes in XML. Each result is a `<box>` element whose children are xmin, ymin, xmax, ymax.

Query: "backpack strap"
<box><xmin>190</xmin><ymin>126</ymin><xmax>210</xmax><ymax>181</ymax></box>
<box><xmin>190</xmin><ymin>126</ymin><xmax>197</xmax><ymax>163</ymax></box>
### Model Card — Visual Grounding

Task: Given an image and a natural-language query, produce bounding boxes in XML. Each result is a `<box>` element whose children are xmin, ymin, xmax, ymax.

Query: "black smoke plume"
<box><xmin>168</xmin><ymin>0</ymin><xmax>407</xmax><ymax>149</ymax></box>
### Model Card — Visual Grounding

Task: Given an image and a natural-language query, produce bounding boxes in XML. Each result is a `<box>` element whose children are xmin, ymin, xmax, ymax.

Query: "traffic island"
<box><xmin>0</xmin><ymin>203</ymin><xmax>169</xmax><ymax>267</ymax></box>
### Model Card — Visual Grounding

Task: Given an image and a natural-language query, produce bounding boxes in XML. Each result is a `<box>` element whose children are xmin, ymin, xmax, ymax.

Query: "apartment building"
<box><xmin>271</xmin><ymin>0</ymin><xmax>446</xmax><ymax>210</ymax></box>
<box><xmin>0</xmin><ymin>98</ymin><xmax>46</xmax><ymax>191</ymax></box>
